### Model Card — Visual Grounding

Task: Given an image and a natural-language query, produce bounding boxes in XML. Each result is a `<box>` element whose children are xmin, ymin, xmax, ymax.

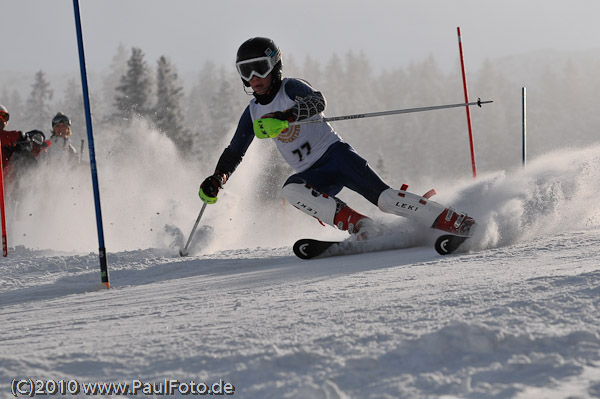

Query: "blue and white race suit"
<box><xmin>223</xmin><ymin>78</ymin><xmax>389</xmax><ymax>205</ymax></box>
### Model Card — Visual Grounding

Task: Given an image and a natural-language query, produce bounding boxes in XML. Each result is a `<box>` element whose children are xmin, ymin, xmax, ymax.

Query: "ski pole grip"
<box><xmin>253</xmin><ymin>118</ymin><xmax>288</xmax><ymax>139</ymax></box>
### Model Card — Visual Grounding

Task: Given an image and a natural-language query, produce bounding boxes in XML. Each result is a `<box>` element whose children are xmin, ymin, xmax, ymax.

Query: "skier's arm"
<box><xmin>215</xmin><ymin>107</ymin><xmax>254</xmax><ymax>177</ymax></box>
<box><xmin>199</xmin><ymin>107</ymin><xmax>254</xmax><ymax>204</ymax></box>
<box><xmin>0</xmin><ymin>130</ymin><xmax>26</xmax><ymax>147</ymax></box>
<box><xmin>285</xmin><ymin>78</ymin><xmax>327</xmax><ymax>121</ymax></box>
<box><xmin>262</xmin><ymin>79</ymin><xmax>326</xmax><ymax>122</ymax></box>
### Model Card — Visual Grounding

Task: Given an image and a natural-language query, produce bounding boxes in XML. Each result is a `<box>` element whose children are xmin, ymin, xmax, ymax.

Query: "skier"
<box><xmin>198</xmin><ymin>37</ymin><xmax>474</xmax><ymax>241</ymax></box>
<box><xmin>47</xmin><ymin>112</ymin><xmax>79</xmax><ymax>164</ymax></box>
<box><xmin>0</xmin><ymin>104</ymin><xmax>51</xmax><ymax>184</ymax></box>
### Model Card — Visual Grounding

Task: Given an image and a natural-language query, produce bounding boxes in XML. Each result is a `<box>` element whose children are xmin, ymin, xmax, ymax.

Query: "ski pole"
<box><xmin>80</xmin><ymin>139</ymin><xmax>85</xmax><ymax>164</ymax></box>
<box><xmin>179</xmin><ymin>202</ymin><xmax>207</xmax><ymax>257</ymax></box>
<box><xmin>290</xmin><ymin>98</ymin><xmax>492</xmax><ymax>127</ymax></box>
<box><xmin>254</xmin><ymin>98</ymin><xmax>493</xmax><ymax>138</ymax></box>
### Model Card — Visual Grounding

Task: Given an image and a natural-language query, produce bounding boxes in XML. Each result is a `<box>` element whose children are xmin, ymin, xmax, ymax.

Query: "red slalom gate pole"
<box><xmin>0</xmin><ymin>153</ymin><xmax>7</xmax><ymax>257</ymax></box>
<box><xmin>457</xmin><ymin>26</ymin><xmax>477</xmax><ymax>179</ymax></box>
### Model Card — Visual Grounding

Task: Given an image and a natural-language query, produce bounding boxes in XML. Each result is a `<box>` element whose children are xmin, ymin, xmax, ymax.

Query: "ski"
<box><xmin>293</xmin><ymin>233</ymin><xmax>471</xmax><ymax>260</ymax></box>
<box><xmin>293</xmin><ymin>212</ymin><xmax>476</xmax><ymax>259</ymax></box>
<box><xmin>293</xmin><ymin>239</ymin><xmax>340</xmax><ymax>260</ymax></box>
<box><xmin>434</xmin><ymin>234</ymin><xmax>469</xmax><ymax>255</ymax></box>
<box><xmin>292</xmin><ymin>237</ymin><xmax>403</xmax><ymax>259</ymax></box>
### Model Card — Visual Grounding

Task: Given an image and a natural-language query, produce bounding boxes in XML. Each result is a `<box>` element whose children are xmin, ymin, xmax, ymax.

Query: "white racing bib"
<box><xmin>248</xmin><ymin>78</ymin><xmax>341</xmax><ymax>172</ymax></box>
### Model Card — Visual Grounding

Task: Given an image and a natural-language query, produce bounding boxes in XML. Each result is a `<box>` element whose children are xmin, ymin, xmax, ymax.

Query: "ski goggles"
<box><xmin>52</xmin><ymin>114</ymin><xmax>70</xmax><ymax>127</ymax></box>
<box><xmin>236</xmin><ymin>55</ymin><xmax>278</xmax><ymax>82</ymax></box>
<box><xmin>0</xmin><ymin>111</ymin><xmax>9</xmax><ymax>123</ymax></box>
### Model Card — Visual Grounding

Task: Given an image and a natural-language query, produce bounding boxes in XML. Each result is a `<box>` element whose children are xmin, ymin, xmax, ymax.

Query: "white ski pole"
<box><xmin>179</xmin><ymin>202</ymin><xmax>208</xmax><ymax>257</ymax></box>
<box><xmin>80</xmin><ymin>139</ymin><xmax>85</xmax><ymax>164</ymax></box>
<box><xmin>290</xmin><ymin>98</ymin><xmax>493</xmax><ymax>127</ymax></box>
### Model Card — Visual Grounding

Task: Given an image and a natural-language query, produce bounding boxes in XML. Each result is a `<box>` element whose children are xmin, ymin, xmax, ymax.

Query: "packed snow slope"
<box><xmin>2</xmin><ymin>134</ymin><xmax>600</xmax><ymax>398</ymax></box>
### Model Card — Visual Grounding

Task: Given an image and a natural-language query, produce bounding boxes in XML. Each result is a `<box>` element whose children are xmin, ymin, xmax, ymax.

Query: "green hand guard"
<box><xmin>253</xmin><ymin>118</ymin><xmax>289</xmax><ymax>139</ymax></box>
<box><xmin>199</xmin><ymin>188</ymin><xmax>218</xmax><ymax>204</ymax></box>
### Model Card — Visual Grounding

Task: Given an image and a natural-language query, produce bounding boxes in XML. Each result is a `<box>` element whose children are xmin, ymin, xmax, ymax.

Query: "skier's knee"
<box><xmin>283</xmin><ymin>174</ymin><xmax>305</xmax><ymax>187</ymax></box>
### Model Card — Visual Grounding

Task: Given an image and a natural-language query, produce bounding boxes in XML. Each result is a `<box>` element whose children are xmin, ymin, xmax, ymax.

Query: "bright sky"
<box><xmin>4</xmin><ymin>0</ymin><xmax>600</xmax><ymax>75</ymax></box>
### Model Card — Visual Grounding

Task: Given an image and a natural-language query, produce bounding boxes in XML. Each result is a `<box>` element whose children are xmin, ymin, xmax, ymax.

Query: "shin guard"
<box><xmin>378</xmin><ymin>185</ymin><xmax>474</xmax><ymax>235</ymax></box>
<box><xmin>281</xmin><ymin>183</ymin><xmax>369</xmax><ymax>234</ymax></box>
<box><xmin>281</xmin><ymin>183</ymin><xmax>338</xmax><ymax>226</ymax></box>
<box><xmin>377</xmin><ymin>186</ymin><xmax>446</xmax><ymax>226</ymax></box>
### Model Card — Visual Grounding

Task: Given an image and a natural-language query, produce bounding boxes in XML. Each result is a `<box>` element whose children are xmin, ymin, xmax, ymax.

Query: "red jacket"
<box><xmin>0</xmin><ymin>130</ymin><xmax>24</xmax><ymax>166</ymax></box>
<box><xmin>0</xmin><ymin>129</ymin><xmax>50</xmax><ymax>181</ymax></box>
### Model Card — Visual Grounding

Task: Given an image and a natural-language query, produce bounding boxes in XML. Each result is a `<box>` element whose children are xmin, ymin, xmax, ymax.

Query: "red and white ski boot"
<box><xmin>431</xmin><ymin>208</ymin><xmax>475</xmax><ymax>236</ymax></box>
<box><xmin>333</xmin><ymin>205</ymin><xmax>377</xmax><ymax>241</ymax></box>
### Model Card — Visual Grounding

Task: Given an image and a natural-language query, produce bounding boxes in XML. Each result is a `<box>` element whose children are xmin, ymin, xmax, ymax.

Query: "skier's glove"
<box><xmin>253</xmin><ymin>109</ymin><xmax>297</xmax><ymax>139</ymax></box>
<box><xmin>199</xmin><ymin>173</ymin><xmax>226</xmax><ymax>204</ymax></box>
<box><xmin>27</xmin><ymin>130</ymin><xmax>46</xmax><ymax>145</ymax></box>
<box><xmin>15</xmin><ymin>131</ymin><xmax>33</xmax><ymax>151</ymax></box>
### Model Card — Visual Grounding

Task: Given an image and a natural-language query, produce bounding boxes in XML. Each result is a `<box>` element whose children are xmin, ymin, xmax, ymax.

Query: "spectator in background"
<box><xmin>0</xmin><ymin>104</ymin><xmax>50</xmax><ymax>181</ymax></box>
<box><xmin>48</xmin><ymin>112</ymin><xmax>79</xmax><ymax>164</ymax></box>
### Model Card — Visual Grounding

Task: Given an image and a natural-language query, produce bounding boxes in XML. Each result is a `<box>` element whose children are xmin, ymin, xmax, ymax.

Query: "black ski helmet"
<box><xmin>52</xmin><ymin>112</ymin><xmax>71</xmax><ymax>127</ymax></box>
<box><xmin>236</xmin><ymin>37</ymin><xmax>282</xmax><ymax>87</ymax></box>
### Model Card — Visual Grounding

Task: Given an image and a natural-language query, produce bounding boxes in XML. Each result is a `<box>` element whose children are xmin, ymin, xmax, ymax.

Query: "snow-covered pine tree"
<box><xmin>153</xmin><ymin>56</ymin><xmax>192</xmax><ymax>156</ymax></box>
<box><xmin>0</xmin><ymin>88</ymin><xmax>25</xmax><ymax>128</ymax></box>
<box><xmin>185</xmin><ymin>61</ymin><xmax>218</xmax><ymax>149</ymax></box>
<box><xmin>24</xmin><ymin>70</ymin><xmax>53</xmax><ymax>131</ymax></box>
<box><xmin>58</xmin><ymin>78</ymin><xmax>85</xmax><ymax>135</ymax></box>
<box><xmin>302</xmin><ymin>55</ymin><xmax>323</xmax><ymax>88</ymax></box>
<box><xmin>202</xmin><ymin>67</ymin><xmax>238</xmax><ymax>158</ymax></box>
<box><xmin>114</xmin><ymin>47</ymin><xmax>152</xmax><ymax>121</ymax></box>
<box><xmin>100</xmin><ymin>43</ymin><xmax>128</xmax><ymax>120</ymax></box>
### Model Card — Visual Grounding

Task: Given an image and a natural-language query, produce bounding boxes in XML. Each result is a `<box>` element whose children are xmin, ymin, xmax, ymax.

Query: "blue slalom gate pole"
<box><xmin>73</xmin><ymin>0</ymin><xmax>110</xmax><ymax>289</ymax></box>
<box><xmin>522</xmin><ymin>87</ymin><xmax>527</xmax><ymax>167</ymax></box>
